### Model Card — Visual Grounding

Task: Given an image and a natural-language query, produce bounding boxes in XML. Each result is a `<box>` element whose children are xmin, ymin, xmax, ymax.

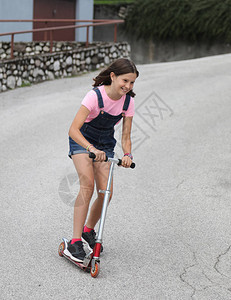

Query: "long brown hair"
<box><xmin>93</xmin><ymin>58</ymin><xmax>139</xmax><ymax>97</ymax></box>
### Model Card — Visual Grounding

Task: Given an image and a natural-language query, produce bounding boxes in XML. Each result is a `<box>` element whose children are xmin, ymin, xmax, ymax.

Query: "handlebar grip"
<box><xmin>89</xmin><ymin>152</ymin><xmax>108</xmax><ymax>162</ymax></box>
<box><xmin>130</xmin><ymin>162</ymin><xmax>136</xmax><ymax>169</ymax></box>
<box><xmin>89</xmin><ymin>152</ymin><xmax>96</xmax><ymax>159</ymax></box>
<box><xmin>118</xmin><ymin>159</ymin><xmax>136</xmax><ymax>169</ymax></box>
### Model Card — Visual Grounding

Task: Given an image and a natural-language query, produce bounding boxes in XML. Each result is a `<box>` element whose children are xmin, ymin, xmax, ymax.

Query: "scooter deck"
<box><xmin>58</xmin><ymin>238</ymin><xmax>92</xmax><ymax>272</ymax></box>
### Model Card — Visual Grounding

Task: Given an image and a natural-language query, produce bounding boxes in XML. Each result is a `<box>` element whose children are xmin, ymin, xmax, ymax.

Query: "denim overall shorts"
<box><xmin>68</xmin><ymin>88</ymin><xmax>131</xmax><ymax>158</ymax></box>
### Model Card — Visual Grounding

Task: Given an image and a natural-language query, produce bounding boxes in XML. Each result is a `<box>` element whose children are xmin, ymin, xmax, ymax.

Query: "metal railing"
<box><xmin>0</xmin><ymin>19</ymin><xmax>124</xmax><ymax>59</ymax></box>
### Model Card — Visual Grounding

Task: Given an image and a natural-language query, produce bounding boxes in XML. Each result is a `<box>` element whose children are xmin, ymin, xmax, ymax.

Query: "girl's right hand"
<box><xmin>89</xmin><ymin>146</ymin><xmax>106</xmax><ymax>162</ymax></box>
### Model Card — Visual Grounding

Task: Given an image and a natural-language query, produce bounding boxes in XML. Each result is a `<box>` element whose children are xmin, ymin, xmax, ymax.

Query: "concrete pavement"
<box><xmin>1</xmin><ymin>54</ymin><xmax>231</xmax><ymax>299</ymax></box>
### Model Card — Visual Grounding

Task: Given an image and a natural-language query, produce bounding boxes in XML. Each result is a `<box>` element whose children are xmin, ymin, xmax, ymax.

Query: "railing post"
<box><xmin>50</xmin><ymin>30</ymin><xmax>53</xmax><ymax>54</ymax></box>
<box><xmin>44</xmin><ymin>21</ymin><xmax>48</xmax><ymax>40</ymax></box>
<box><xmin>11</xmin><ymin>34</ymin><xmax>14</xmax><ymax>59</ymax></box>
<box><xmin>86</xmin><ymin>26</ymin><xmax>89</xmax><ymax>47</ymax></box>
<box><xmin>114</xmin><ymin>24</ymin><xmax>117</xmax><ymax>43</ymax></box>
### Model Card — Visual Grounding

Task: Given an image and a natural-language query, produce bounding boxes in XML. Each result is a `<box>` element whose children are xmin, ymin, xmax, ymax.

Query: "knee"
<box><xmin>81</xmin><ymin>175</ymin><xmax>94</xmax><ymax>190</ymax></box>
<box><xmin>79</xmin><ymin>181</ymin><xmax>94</xmax><ymax>199</ymax></box>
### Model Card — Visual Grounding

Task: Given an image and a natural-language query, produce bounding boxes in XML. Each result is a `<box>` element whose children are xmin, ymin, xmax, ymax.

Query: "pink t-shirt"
<box><xmin>81</xmin><ymin>85</ymin><xmax>135</xmax><ymax>123</ymax></box>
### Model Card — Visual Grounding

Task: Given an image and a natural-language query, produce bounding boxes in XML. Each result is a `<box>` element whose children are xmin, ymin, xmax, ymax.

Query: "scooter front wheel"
<box><xmin>58</xmin><ymin>242</ymin><xmax>65</xmax><ymax>257</ymax></box>
<box><xmin>91</xmin><ymin>262</ymin><xmax>100</xmax><ymax>278</ymax></box>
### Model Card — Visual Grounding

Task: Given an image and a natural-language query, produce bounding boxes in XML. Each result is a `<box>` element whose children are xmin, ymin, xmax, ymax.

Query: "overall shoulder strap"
<box><xmin>122</xmin><ymin>94</ymin><xmax>131</xmax><ymax>111</ymax></box>
<box><xmin>93</xmin><ymin>87</ymin><xmax>104</xmax><ymax>109</ymax></box>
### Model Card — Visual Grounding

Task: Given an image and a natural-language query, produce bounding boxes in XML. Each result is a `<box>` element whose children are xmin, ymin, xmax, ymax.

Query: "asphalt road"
<box><xmin>1</xmin><ymin>54</ymin><xmax>231</xmax><ymax>300</ymax></box>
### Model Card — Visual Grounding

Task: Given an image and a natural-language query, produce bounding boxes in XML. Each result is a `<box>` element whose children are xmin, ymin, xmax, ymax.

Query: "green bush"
<box><xmin>125</xmin><ymin>0</ymin><xmax>231</xmax><ymax>42</ymax></box>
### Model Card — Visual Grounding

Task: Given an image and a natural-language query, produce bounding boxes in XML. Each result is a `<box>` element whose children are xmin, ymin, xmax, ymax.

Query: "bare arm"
<box><xmin>121</xmin><ymin>116</ymin><xmax>133</xmax><ymax>167</ymax></box>
<box><xmin>68</xmin><ymin>105</ymin><xmax>92</xmax><ymax>149</ymax></box>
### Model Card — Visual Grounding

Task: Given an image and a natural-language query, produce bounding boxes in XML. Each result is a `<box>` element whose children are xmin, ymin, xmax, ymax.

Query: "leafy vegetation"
<box><xmin>125</xmin><ymin>0</ymin><xmax>231</xmax><ymax>42</ymax></box>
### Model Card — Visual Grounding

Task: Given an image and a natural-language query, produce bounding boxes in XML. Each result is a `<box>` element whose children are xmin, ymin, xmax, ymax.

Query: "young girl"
<box><xmin>67</xmin><ymin>58</ymin><xmax>139</xmax><ymax>262</ymax></box>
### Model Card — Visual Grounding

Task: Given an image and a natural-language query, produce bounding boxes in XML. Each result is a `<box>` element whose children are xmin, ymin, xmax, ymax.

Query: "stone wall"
<box><xmin>0</xmin><ymin>41</ymin><xmax>86</xmax><ymax>60</ymax></box>
<box><xmin>0</xmin><ymin>41</ymin><xmax>130</xmax><ymax>92</ymax></box>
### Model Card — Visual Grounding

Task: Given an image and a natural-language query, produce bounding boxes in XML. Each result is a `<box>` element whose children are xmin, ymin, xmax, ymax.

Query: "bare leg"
<box><xmin>86</xmin><ymin>161</ymin><xmax>113</xmax><ymax>229</ymax></box>
<box><xmin>71</xmin><ymin>154</ymin><xmax>95</xmax><ymax>239</ymax></box>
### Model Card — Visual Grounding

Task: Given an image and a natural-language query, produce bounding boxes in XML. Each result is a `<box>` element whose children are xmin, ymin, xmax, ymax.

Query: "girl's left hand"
<box><xmin>121</xmin><ymin>155</ymin><xmax>132</xmax><ymax>168</ymax></box>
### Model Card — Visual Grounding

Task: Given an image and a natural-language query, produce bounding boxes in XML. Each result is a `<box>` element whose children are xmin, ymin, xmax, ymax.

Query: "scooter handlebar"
<box><xmin>89</xmin><ymin>152</ymin><xmax>135</xmax><ymax>169</ymax></box>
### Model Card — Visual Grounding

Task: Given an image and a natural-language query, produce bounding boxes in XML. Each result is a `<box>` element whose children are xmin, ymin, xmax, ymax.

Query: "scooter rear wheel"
<box><xmin>91</xmin><ymin>262</ymin><xmax>100</xmax><ymax>278</ymax></box>
<box><xmin>58</xmin><ymin>242</ymin><xmax>65</xmax><ymax>257</ymax></box>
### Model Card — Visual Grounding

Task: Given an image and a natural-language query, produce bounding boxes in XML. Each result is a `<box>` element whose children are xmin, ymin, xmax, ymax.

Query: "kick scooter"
<box><xmin>58</xmin><ymin>152</ymin><xmax>135</xmax><ymax>278</ymax></box>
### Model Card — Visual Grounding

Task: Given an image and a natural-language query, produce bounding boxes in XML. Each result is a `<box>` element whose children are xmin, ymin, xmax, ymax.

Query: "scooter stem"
<box><xmin>96</xmin><ymin>160</ymin><xmax>116</xmax><ymax>243</ymax></box>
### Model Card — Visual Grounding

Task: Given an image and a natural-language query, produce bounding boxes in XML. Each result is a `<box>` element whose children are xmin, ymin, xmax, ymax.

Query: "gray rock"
<box><xmin>54</xmin><ymin>61</ymin><xmax>60</xmax><ymax>71</ymax></box>
<box><xmin>35</xmin><ymin>45</ymin><xmax>42</xmax><ymax>52</ymax></box>
<box><xmin>33</xmin><ymin>68</ymin><xmax>45</xmax><ymax>77</ymax></box>
<box><xmin>91</xmin><ymin>56</ymin><xmax>98</xmax><ymax>65</ymax></box>
<box><xmin>81</xmin><ymin>52</ymin><xmax>85</xmax><ymax>60</ymax></box>
<box><xmin>22</xmin><ymin>71</ymin><xmax>28</xmax><ymax>78</ymax></box>
<box><xmin>35</xmin><ymin>60</ymin><xmax>41</xmax><ymax>67</ymax></box>
<box><xmin>43</xmin><ymin>46</ymin><xmax>49</xmax><ymax>52</ymax></box>
<box><xmin>104</xmin><ymin>56</ymin><xmax>110</xmax><ymax>64</ymax></box>
<box><xmin>72</xmin><ymin>66</ymin><xmax>78</xmax><ymax>75</ymax></box>
<box><xmin>6</xmin><ymin>48</ymin><xmax>12</xmax><ymax>55</ymax></box>
<box><xmin>86</xmin><ymin>57</ymin><xmax>91</xmax><ymax>64</ymax></box>
<box><xmin>17</xmin><ymin>77</ymin><xmax>22</xmax><ymax>87</ymax></box>
<box><xmin>6</xmin><ymin>76</ymin><xmax>16</xmax><ymax>89</ymax></box>
<box><xmin>66</xmin><ymin>56</ymin><xmax>72</xmax><ymax>65</ymax></box>
<box><xmin>110</xmin><ymin>46</ymin><xmax>116</xmax><ymax>53</ymax></box>
<box><xmin>47</xmin><ymin>71</ymin><xmax>55</xmax><ymax>80</ymax></box>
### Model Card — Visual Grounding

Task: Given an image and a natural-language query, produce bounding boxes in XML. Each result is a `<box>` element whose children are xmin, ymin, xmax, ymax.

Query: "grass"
<box><xmin>20</xmin><ymin>81</ymin><xmax>31</xmax><ymax>88</ymax></box>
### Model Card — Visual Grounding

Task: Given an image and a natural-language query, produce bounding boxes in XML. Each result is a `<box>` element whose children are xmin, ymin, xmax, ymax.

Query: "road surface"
<box><xmin>1</xmin><ymin>54</ymin><xmax>231</xmax><ymax>299</ymax></box>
